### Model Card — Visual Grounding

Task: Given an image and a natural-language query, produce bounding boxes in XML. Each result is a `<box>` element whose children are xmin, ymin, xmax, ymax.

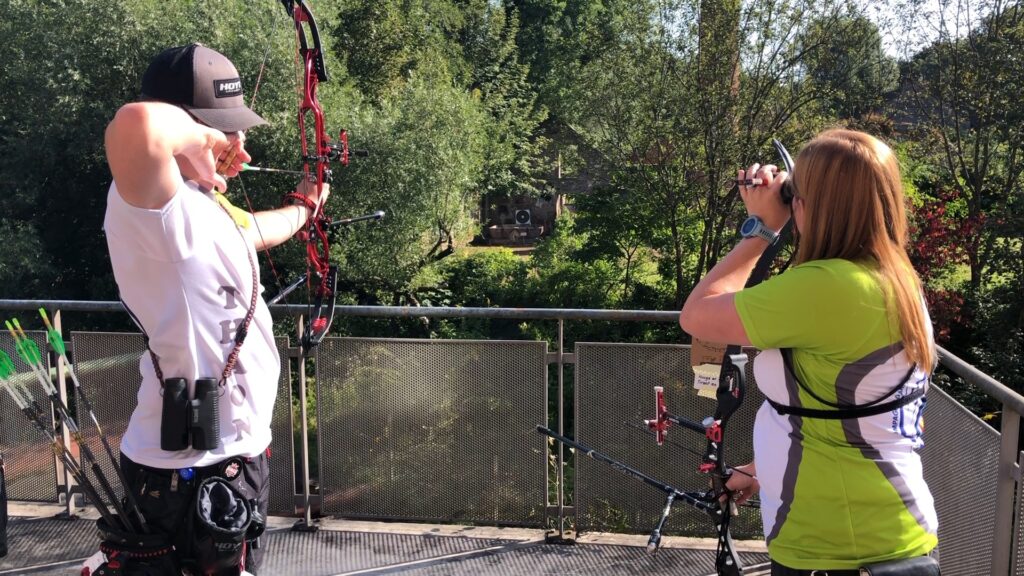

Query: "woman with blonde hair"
<box><xmin>680</xmin><ymin>129</ymin><xmax>938</xmax><ymax>573</ymax></box>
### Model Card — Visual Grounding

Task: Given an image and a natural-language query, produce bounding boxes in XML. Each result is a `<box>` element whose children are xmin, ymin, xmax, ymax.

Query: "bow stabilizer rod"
<box><xmin>536</xmin><ymin>425</ymin><xmax>720</xmax><ymax>552</ymax></box>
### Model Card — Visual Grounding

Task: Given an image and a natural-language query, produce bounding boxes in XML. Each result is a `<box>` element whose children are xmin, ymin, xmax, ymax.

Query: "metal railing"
<box><xmin>934</xmin><ymin>347</ymin><xmax>1023</xmax><ymax>574</ymax></box>
<box><xmin>0</xmin><ymin>300</ymin><xmax>1020</xmax><ymax>574</ymax></box>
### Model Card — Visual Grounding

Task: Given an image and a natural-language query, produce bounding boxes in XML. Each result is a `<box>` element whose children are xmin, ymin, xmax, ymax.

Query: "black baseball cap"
<box><xmin>141</xmin><ymin>43</ymin><xmax>267</xmax><ymax>133</ymax></box>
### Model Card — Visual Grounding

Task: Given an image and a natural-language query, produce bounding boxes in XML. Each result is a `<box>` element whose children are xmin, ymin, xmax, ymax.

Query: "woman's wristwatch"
<box><xmin>739</xmin><ymin>215</ymin><xmax>780</xmax><ymax>244</ymax></box>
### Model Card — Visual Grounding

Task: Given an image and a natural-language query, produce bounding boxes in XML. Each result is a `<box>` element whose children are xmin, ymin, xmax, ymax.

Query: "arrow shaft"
<box><xmin>242</xmin><ymin>163</ymin><xmax>306</xmax><ymax>175</ymax></box>
<box><xmin>1</xmin><ymin>379</ymin><xmax>28</xmax><ymax>409</ymax></box>
<box><xmin>35</xmin><ymin>309</ymin><xmax>151</xmax><ymax>533</ymax></box>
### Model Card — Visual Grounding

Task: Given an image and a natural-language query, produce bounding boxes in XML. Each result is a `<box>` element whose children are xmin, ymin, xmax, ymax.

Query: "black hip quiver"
<box><xmin>91</xmin><ymin>516</ymin><xmax>178</xmax><ymax>575</ymax></box>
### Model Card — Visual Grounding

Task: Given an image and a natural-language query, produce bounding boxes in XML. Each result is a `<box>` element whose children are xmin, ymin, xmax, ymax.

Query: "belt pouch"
<box><xmin>860</xmin><ymin>556</ymin><xmax>940</xmax><ymax>576</ymax></box>
<box><xmin>189</xmin><ymin>476</ymin><xmax>252</xmax><ymax>574</ymax></box>
<box><xmin>93</xmin><ymin>515</ymin><xmax>178</xmax><ymax>575</ymax></box>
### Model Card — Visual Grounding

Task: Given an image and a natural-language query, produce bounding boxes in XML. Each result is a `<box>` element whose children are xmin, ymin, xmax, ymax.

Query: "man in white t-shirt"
<box><xmin>102</xmin><ymin>43</ymin><xmax>328</xmax><ymax>575</ymax></box>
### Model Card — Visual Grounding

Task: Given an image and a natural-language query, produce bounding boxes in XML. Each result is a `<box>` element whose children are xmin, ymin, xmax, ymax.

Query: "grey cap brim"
<box><xmin>187</xmin><ymin>105</ymin><xmax>268</xmax><ymax>133</ymax></box>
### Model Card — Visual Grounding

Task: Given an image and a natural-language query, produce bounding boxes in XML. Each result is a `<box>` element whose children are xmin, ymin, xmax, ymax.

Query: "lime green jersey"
<box><xmin>734</xmin><ymin>258</ymin><xmax>937</xmax><ymax>569</ymax></box>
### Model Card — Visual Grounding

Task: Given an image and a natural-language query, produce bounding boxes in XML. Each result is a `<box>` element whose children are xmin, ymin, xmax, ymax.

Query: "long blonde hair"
<box><xmin>792</xmin><ymin>129</ymin><xmax>935</xmax><ymax>371</ymax></box>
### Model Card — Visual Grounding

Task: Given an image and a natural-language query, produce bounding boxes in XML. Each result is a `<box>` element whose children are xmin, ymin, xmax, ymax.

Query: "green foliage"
<box><xmin>331</xmin><ymin>75</ymin><xmax>488</xmax><ymax>300</ymax></box>
<box><xmin>900</xmin><ymin>3</ymin><xmax>1024</xmax><ymax>292</ymax></box>
<box><xmin>509</xmin><ymin>0</ymin><xmax>632</xmax><ymax>119</ymax></box>
<box><xmin>439</xmin><ymin>249</ymin><xmax>529</xmax><ymax>308</ymax></box>
<box><xmin>333</xmin><ymin>0</ymin><xmax>436</xmax><ymax>100</ymax></box>
<box><xmin>571</xmin><ymin>186</ymin><xmax>667</xmax><ymax>304</ymax></box>
<box><xmin>0</xmin><ymin>0</ymin><xmax>146</xmax><ymax>299</ymax></box>
<box><xmin>0</xmin><ymin>221</ymin><xmax>56</xmax><ymax>297</ymax></box>
<box><xmin>893</xmin><ymin>2</ymin><xmax>1024</xmax><ymax>396</ymax></box>
<box><xmin>464</xmin><ymin>6</ymin><xmax>550</xmax><ymax>196</ymax></box>
<box><xmin>537</xmin><ymin>0</ymin><xmax>851</xmax><ymax>306</ymax></box>
<box><xmin>420</xmin><ymin>249</ymin><xmax>533</xmax><ymax>339</ymax></box>
<box><xmin>800</xmin><ymin>14</ymin><xmax>899</xmax><ymax>119</ymax></box>
<box><xmin>334</xmin><ymin>1</ymin><xmax>548</xmax><ymax>197</ymax></box>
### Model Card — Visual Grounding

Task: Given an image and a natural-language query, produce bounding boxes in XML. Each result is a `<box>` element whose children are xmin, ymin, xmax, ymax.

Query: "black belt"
<box><xmin>771</xmin><ymin>562</ymin><xmax>859</xmax><ymax>575</ymax></box>
<box><xmin>122</xmin><ymin>452</ymin><xmax>262</xmax><ymax>481</ymax></box>
<box><xmin>772</xmin><ymin>556</ymin><xmax>939</xmax><ymax>576</ymax></box>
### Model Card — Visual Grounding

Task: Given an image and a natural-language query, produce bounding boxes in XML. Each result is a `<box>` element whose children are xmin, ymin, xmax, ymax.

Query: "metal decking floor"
<box><xmin>0</xmin><ymin>505</ymin><xmax>770</xmax><ymax>576</ymax></box>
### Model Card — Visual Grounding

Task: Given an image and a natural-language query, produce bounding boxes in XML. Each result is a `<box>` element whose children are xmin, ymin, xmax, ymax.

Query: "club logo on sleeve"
<box><xmin>222</xmin><ymin>459</ymin><xmax>242</xmax><ymax>479</ymax></box>
<box><xmin>214</xmin><ymin>78</ymin><xmax>243</xmax><ymax>98</ymax></box>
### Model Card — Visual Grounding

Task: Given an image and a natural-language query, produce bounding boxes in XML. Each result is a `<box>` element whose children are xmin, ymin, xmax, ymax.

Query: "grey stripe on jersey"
<box><xmin>836</xmin><ymin>344</ymin><xmax>930</xmax><ymax>531</ymax></box>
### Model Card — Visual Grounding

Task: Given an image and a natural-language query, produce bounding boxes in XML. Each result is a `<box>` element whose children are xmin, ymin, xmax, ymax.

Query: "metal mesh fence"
<box><xmin>69</xmin><ymin>333</ymin><xmax>296</xmax><ymax>515</ymax></box>
<box><xmin>1017</xmin><ymin>456</ymin><xmax>1024</xmax><ymax>576</ymax></box>
<box><xmin>920</xmin><ymin>385</ymin><xmax>1000</xmax><ymax>575</ymax></box>
<box><xmin>315</xmin><ymin>337</ymin><xmax>548</xmax><ymax>526</ymax></box>
<box><xmin>0</xmin><ymin>317</ymin><xmax>1016</xmax><ymax>573</ymax></box>
<box><xmin>573</xmin><ymin>343</ymin><xmax>763</xmax><ymax>538</ymax></box>
<box><xmin>0</xmin><ymin>330</ymin><xmax>58</xmax><ymax>502</ymax></box>
<box><xmin>268</xmin><ymin>336</ymin><xmax>295</xmax><ymax>515</ymax></box>
<box><xmin>70</xmin><ymin>332</ymin><xmax>147</xmax><ymax>507</ymax></box>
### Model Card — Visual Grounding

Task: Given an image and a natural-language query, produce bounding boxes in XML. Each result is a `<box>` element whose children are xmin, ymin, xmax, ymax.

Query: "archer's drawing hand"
<box><xmin>724</xmin><ymin>462</ymin><xmax>759</xmax><ymax>506</ymax></box>
<box><xmin>215</xmin><ymin>132</ymin><xmax>252</xmax><ymax>179</ymax></box>
<box><xmin>179</xmin><ymin>124</ymin><xmax>236</xmax><ymax>193</ymax></box>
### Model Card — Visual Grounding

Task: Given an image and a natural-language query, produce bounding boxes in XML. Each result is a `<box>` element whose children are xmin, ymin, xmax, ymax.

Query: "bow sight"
<box><xmin>306</xmin><ymin>129</ymin><xmax>363</xmax><ymax>174</ymax></box>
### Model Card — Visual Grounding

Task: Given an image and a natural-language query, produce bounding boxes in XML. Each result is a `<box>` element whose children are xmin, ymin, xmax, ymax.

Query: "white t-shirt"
<box><xmin>104</xmin><ymin>179</ymin><xmax>280</xmax><ymax>469</ymax></box>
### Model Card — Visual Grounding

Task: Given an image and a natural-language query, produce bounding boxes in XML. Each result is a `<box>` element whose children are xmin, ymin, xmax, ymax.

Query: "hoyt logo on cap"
<box><xmin>141</xmin><ymin>43</ymin><xmax>267</xmax><ymax>133</ymax></box>
<box><xmin>215</xmin><ymin>78</ymin><xmax>244</xmax><ymax>99</ymax></box>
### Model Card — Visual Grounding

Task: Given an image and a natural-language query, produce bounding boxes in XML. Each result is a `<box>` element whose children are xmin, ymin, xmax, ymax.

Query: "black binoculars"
<box><xmin>160</xmin><ymin>378</ymin><xmax>221</xmax><ymax>452</ymax></box>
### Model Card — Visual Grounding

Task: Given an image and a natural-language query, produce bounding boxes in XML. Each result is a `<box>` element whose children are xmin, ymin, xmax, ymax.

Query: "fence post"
<box><xmin>1013</xmin><ymin>449</ymin><xmax>1024</xmax><ymax>575</ymax></box>
<box><xmin>293</xmin><ymin>316</ymin><xmax>318</xmax><ymax>532</ymax></box>
<box><xmin>992</xmin><ymin>406</ymin><xmax>1020</xmax><ymax>574</ymax></box>
<box><xmin>554</xmin><ymin>319</ymin><xmax>566</xmax><ymax>538</ymax></box>
<box><xmin>53</xmin><ymin>310</ymin><xmax>76</xmax><ymax>516</ymax></box>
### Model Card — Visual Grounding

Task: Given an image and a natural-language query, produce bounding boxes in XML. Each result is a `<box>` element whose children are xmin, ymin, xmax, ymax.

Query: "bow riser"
<box><xmin>281</xmin><ymin>0</ymin><xmax>347</xmax><ymax>353</ymax></box>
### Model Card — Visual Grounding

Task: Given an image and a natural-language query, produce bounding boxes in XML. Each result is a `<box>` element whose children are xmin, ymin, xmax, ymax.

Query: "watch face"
<box><xmin>740</xmin><ymin>217</ymin><xmax>758</xmax><ymax>236</ymax></box>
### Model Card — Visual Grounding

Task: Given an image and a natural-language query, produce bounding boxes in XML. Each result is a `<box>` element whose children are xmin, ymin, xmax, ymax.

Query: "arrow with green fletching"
<box><xmin>0</xmin><ymin>349</ymin><xmax>28</xmax><ymax>410</ymax></box>
<box><xmin>5</xmin><ymin>315</ymin><xmax>144</xmax><ymax>532</ymax></box>
<box><xmin>5</xmin><ymin>319</ymin><xmax>42</xmax><ymax>368</ymax></box>
<box><xmin>34</xmin><ymin>308</ymin><xmax>152</xmax><ymax>533</ymax></box>
<box><xmin>0</xmin><ymin>342</ymin><xmax>122</xmax><ymax>527</ymax></box>
<box><xmin>38</xmin><ymin>308</ymin><xmax>86</xmax><ymax>392</ymax></box>
<box><xmin>0</xmin><ymin>349</ymin><xmax>15</xmax><ymax>380</ymax></box>
<box><xmin>5</xmin><ymin>319</ymin><xmax>55</xmax><ymax>396</ymax></box>
<box><xmin>39</xmin><ymin>309</ymin><xmax>66</xmax><ymax>356</ymax></box>
<box><xmin>0</xmin><ymin>346</ymin><xmax>46</xmax><ymax>420</ymax></box>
